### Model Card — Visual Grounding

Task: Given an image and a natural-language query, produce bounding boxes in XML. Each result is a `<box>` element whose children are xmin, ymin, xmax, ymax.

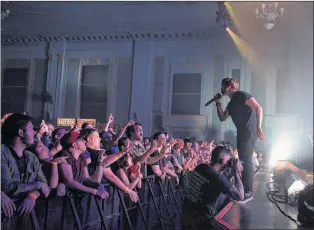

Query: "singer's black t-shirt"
<box><xmin>226</xmin><ymin>91</ymin><xmax>257</xmax><ymax>139</ymax></box>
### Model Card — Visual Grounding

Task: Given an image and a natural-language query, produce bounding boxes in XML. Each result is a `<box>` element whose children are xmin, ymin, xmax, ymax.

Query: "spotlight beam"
<box><xmin>226</xmin><ymin>28</ymin><xmax>259</xmax><ymax>65</ymax></box>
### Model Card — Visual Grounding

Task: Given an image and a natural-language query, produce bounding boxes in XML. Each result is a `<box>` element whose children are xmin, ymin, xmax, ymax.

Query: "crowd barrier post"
<box><xmin>144</xmin><ymin>176</ymin><xmax>165</xmax><ymax>230</ymax></box>
<box><xmin>156</xmin><ymin>179</ymin><xmax>175</xmax><ymax>227</ymax></box>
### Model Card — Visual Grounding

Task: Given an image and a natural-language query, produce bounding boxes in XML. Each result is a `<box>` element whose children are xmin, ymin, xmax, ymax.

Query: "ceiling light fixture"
<box><xmin>216</xmin><ymin>2</ymin><xmax>232</xmax><ymax>29</ymax></box>
<box><xmin>255</xmin><ymin>2</ymin><xmax>284</xmax><ymax>30</ymax></box>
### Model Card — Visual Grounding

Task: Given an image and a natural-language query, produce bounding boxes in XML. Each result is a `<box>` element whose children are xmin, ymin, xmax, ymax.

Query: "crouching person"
<box><xmin>58</xmin><ymin>131</ymin><xmax>109</xmax><ymax>225</ymax></box>
<box><xmin>181</xmin><ymin>146</ymin><xmax>244</xmax><ymax>230</ymax></box>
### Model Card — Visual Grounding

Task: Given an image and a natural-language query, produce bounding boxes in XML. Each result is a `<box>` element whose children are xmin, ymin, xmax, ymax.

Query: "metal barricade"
<box><xmin>2</xmin><ymin>174</ymin><xmax>188</xmax><ymax>230</ymax></box>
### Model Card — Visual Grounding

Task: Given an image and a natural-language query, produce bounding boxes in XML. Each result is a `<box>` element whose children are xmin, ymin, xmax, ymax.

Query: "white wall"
<box><xmin>3</xmin><ymin>25</ymin><xmax>310</xmax><ymax>142</ymax></box>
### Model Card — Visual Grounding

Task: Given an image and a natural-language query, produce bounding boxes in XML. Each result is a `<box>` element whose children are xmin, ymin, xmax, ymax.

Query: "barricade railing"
<box><xmin>2</xmin><ymin>173</ymin><xmax>186</xmax><ymax>230</ymax></box>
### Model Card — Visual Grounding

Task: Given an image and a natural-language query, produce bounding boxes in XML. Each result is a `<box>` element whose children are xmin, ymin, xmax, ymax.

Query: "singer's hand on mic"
<box><xmin>215</xmin><ymin>95</ymin><xmax>222</xmax><ymax>104</ymax></box>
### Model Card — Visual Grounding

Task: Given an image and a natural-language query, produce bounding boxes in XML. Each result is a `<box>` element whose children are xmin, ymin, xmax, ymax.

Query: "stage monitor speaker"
<box><xmin>298</xmin><ymin>184</ymin><xmax>314</xmax><ymax>227</ymax></box>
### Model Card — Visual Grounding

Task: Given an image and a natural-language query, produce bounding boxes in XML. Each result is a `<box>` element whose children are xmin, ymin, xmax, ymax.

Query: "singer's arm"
<box><xmin>216</xmin><ymin>102</ymin><xmax>230</xmax><ymax>122</ymax></box>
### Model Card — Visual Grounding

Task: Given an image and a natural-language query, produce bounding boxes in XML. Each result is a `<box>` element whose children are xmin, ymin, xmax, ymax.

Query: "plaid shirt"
<box><xmin>1</xmin><ymin>144</ymin><xmax>47</xmax><ymax>198</ymax></box>
<box><xmin>132</xmin><ymin>142</ymin><xmax>147</xmax><ymax>176</ymax></box>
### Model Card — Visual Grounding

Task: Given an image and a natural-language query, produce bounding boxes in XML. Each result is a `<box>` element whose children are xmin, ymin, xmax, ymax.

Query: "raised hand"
<box><xmin>54</xmin><ymin>156</ymin><xmax>69</xmax><ymax>165</ymax></box>
<box><xmin>39</xmin><ymin>120</ymin><xmax>48</xmax><ymax>134</ymax></box>
<box><xmin>108</xmin><ymin>113</ymin><xmax>114</xmax><ymax>124</ymax></box>
<box><xmin>151</xmin><ymin>140</ymin><xmax>158</xmax><ymax>150</ymax></box>
<box><xmin>97</xmin><ymin>151</ymin><xmax>106</xmax><ymax>164</ymax></box>
<box><xmin>1</xmin><ymin>112</ymin><xmax>13</xmax><ymax>124</ymax></box>
<box><xmin>126</xmin><ymin>119</ymin><xmax>136</xmax><ymax>127</ymax></box>
<box><xmin>73</xmin><ymin>119</ymin><xmax>83</xmax><ymax>132</ymax></box>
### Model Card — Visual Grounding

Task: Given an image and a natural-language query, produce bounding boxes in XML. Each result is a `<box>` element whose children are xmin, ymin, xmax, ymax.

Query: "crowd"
<box><xmin>1</xmin><ymin>112</ymin><xmax>263</xmax><ymax>227</ymax></box>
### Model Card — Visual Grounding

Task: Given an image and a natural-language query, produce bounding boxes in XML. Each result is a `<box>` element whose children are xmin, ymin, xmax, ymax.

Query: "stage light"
<box><xmin>287</xmin><ymin>174</ymin><xmax>307</xmax><ymax>197</ymax></box>
<box><xmin>269</xmin><ymin>133</ymin><xmax>294</xmax><ymax>167</ymax></box>
<box><xmin>216</xmin><ymin>1</ymin><xmax>232</xmax><ymax>29</ymax></box>
<box><xmin>298</xmin><ymin>184</ymin><xmax>314</xmax><ymax>226</ymax></box>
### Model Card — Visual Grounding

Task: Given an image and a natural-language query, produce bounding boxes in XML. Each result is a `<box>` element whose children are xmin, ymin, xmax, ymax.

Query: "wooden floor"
<box><xmin>214</xmin><ymin>169</ymin><xmax>311</xmax><ymax>229</ymax></box>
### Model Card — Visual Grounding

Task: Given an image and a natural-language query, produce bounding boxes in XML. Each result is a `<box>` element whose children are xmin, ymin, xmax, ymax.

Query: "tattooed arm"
<box><xmin>216</xmin><ymin>102</ymin><xmax>230</xmax><ymax>122</ymax></box>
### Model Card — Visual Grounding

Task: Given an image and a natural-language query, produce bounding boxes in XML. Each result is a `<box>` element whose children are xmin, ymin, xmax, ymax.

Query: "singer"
<box><xmin>215</xmin><ymin>77</ymin><xmax>265</xmax><ymax>203</ymax></box>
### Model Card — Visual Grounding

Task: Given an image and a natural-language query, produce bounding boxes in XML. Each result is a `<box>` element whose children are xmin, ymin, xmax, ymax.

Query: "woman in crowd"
<box><xmin>116</xmin><ymin>154</ymin><xmax>143</xmax><ymax>190</ymax></box>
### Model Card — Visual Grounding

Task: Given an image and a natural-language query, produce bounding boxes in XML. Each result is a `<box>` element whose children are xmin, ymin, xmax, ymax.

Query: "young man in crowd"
<box><xmin>125</xmin><ymin>123</ymin><xmax>158</xmax><ymax>176</ymax></box>
<box><xmin>58</xmin><ymin>131</ymin><xmax>108</xmax><ymax>199</ymax></box>
<box><xmin>146</xmin><ymin>132</ymin><xmax>171</xmax><ymax>180</ymax></box>
<box><xmin>81</xmin><ymin>128</ymin><xmax>139</xmax><ymax>202</ymax></box>
<box><xmin>1</xmin><ymin>113</ymin><xmax>50</xmax><ymax>217</ymax></box>
<box><xmin>181</xmin><ymin>146</ymin><xmax>244</xmax><ymax>229</ymax></box>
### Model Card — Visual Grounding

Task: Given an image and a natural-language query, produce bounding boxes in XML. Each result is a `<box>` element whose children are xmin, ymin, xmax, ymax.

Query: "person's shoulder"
<box><xmin>24</xmin><ymin>149</ymin><xmax>40</xmax><ymax>162</ymax></box>
<box><xmin>1</xmin><ymin>144</ymin><xmax>10</xmax><ymax>156</ymax></box>
<box><xmin>236</xmin><ymin>90</ymin><xmax>252</xmax><ymax>98</ymax></box>
<box><xmin>195</xmin><ymin>163</ymin><xmax>213</xmax><ymax>173</ymax></box>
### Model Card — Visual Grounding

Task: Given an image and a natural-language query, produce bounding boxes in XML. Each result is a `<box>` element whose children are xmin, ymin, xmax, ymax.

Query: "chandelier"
<box><xmin>255</xmin><ymin>2</ymin><xmax>284</xmax><ymax>30</ymax></box>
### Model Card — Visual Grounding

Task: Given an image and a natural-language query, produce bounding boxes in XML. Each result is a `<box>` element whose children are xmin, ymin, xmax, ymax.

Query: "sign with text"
<box><xmin>56</xmin><ymin>118</ymin><xmax>97</xmax><ymax>127</ymax></box>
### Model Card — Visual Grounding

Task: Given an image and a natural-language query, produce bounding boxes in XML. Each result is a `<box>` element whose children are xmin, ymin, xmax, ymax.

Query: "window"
<box><xmin>80</xmin><ymin>65</ymin><xmax>109</xmax><ymax>122</ymax></box>
<box><xmin>1</xmin><ymin>68</ymin><xmax>28</xmax><ymax>116</ymax></box>
<box><xmin>171</xmin><ymin>73</ymin><xmax>202</xmax><ymax>115</ymax></box>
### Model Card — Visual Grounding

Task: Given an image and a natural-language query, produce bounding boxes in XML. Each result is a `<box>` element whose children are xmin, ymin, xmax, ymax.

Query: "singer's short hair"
<box><xmin>222</xmin><ymin>77</ymin><xmax>239</xmax><ymax>90</ymax></box>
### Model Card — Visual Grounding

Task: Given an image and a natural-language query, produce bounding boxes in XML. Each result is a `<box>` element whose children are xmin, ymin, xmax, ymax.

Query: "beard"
<box><xmin>22</xmin><ymin>136</ymin><xmax>34</xmax><ymax>148</ymax></box>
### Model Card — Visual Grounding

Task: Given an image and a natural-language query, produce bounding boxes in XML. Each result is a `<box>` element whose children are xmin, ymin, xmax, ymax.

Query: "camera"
<box><xmin>223</xmin><ymin>157</ymin><xmax>238</xmax><ymax>181</ymax></box>
<box><xmin>227</xmin><ymin>157</ymin><xmax>237</xmax><ymax>168</ymax></box>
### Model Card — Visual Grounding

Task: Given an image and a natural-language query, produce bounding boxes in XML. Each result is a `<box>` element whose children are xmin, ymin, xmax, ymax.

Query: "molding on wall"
<box><xmin>1</xmin><ymin>31</ymin><xmax>216</xmax><ymax>45</ymax></box>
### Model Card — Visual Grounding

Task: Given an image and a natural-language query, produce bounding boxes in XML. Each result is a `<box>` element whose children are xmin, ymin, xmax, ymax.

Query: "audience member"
<box><xmin>1</xmin><ymin>113</ymin><xmax>50</xmax><ymax>217</ymax></box>
<box><xmin>181</xmin><ymin>146</ymin><xmax>244</xmax><ymax>229</ymax></box>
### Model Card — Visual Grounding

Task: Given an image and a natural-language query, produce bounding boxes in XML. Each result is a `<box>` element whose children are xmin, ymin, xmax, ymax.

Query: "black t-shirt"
<box><xmin>181</xmin><ymin>164</ymin><xmax>233</xmax><ymax>228</ymax></box>
<box><xmin>226</xmin><ymin>91</ymin><xmax>257</xmax><ymax>139</ymax></box>
<box><xmin>146</xmin><ymin>150</ymin><xmax>161</xmax><ymax>176</ymax></box>
<box><xmin>110</xmin><ymin>155</ymin><xmax>126</xmax><ymax>174</ymax></box>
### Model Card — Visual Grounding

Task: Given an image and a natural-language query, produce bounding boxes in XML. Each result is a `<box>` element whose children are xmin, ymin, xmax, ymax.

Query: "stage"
<box><xmin>214</xmin><ymin>168</ymin><xmax>312</xmax><ymax>229</ymax></box>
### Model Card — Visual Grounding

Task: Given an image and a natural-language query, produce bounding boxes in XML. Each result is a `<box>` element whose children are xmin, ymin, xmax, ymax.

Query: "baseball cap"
<box><xmin>60</xmin><ymin>131</ymin><xmax>87</xmax><ymax>148</ymax></box>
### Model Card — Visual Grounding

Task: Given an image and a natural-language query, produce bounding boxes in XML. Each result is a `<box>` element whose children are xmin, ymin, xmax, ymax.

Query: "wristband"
<box><xmin>116</xmin><ymin>152</ymin><xmax>123</xmax><ymax>159</ymax></box>
<box><xmin>96</xmin><ymin>162</ymin><xmax>102</xmax><ymax>167</ymax></box>
<box><xmin>123</xmin><ymin>187</ymin><xmax>129</xmax><ymax>193</ymax></box>
<box><xmin>28</xmin><ymin>192</ymin><xmax>40</xmax><ymax>200</ymax></box>
<box><xmin>92</xmin><ymin>189</ymin><xmax>97</xmax><ymax>196</ymax></box>
<box><xmin>216</xmin><ymin>102</ymin><xmax>221</xmax><ymax>106</ymax></box>
<box><xmin>50</xmin><ymin>161</ymin><xmax>57</xmax><ymax>166</ymax></box>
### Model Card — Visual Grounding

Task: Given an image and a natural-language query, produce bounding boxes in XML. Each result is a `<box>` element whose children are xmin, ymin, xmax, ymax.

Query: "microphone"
<box><xmin>205</xmin><ymin>93</ymin><xmax>222</xmax><ymax>106</ymax></box>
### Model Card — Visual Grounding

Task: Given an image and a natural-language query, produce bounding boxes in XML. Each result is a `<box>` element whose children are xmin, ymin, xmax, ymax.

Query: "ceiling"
<box><xmin>2</xmin><ymin>1</ymin><xmax>221</xmax><ymax>39</ymax></box>
<box><xmin>1</xmin><ymin>1</ymin><xmax>312</xmax><ymax>44</ymax></box>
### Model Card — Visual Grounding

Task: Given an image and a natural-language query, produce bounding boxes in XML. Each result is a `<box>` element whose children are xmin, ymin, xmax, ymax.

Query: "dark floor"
<box><xmin>221</xmin><ymin>169</ymin><xmax>310</xmax><ymax>229</ymax></box>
